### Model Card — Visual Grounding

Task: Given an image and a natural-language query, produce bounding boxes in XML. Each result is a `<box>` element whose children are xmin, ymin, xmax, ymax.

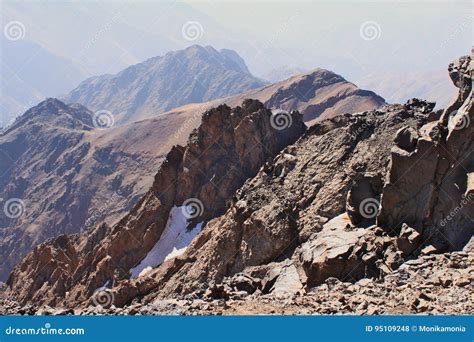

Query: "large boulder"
<box><xmin>377</xmin><ymin>55</ymin><xmax>473</xmax><ymax>251</ymax></box>
<box><xmin>294</xmin><ymin>214</ymin><xmax>392</xmax><ymax>288</ymax></box>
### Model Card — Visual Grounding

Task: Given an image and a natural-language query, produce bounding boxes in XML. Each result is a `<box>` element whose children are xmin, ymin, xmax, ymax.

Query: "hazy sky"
<box><xmin>1</xmin><ymin>0</ymin><xmax>472</xmax><ymax>126</ymax></box>
<box><xmin>185</xmin><ymin>1</ymin><xmax>472</xmax><ymax>75</ymax></box>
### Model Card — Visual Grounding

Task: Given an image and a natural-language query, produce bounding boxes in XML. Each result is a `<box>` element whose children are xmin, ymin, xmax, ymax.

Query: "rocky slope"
<box><xmin>2</xmin><ymin>249</ymin><xmax>471</xmax><ymax>315</ymax></box>
<box><xmin>163</xmin><ymin>68</ymin><xmax>385</xmax><ymax>126</ymax></box>
<box><xmin>0</xmin><ymin>99</ymin><xmax>200</xmax><ymax>281</ymax></box>
<box><xmin>7</xmin><ymin>100</ymin><xmax>305</xmax><ymax>306</ymax></box>
<box><xmin>63</xmin><ymin>45</ymin><xmax>267</xmax><ymax>125</ymax></box>
<box><xmin>5</xmin><ymin>56</ymin><xmax>472</xmax><ymax>315</ymax></box>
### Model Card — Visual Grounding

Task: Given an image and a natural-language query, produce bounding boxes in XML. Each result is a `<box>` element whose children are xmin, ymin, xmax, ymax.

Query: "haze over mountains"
<box><xmin>1</xmin><ymin>1</ymin><xmax>469</xmax><ymax>126</ymax></box>
<box><xmin>63</xmin><ymin>45</ymin><xmax>267</xmax><ymax>124</ymax></box>
<box><xmin>0</xmin><ymin>37</ymin><xmax>87</xmax><ymax>128</ymax></box>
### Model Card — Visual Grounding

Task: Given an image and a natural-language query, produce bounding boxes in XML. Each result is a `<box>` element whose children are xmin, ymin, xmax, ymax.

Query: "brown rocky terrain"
<box><xmin>6</xmin><ymin>100</ymin><xmax>305</xmax><ymax>306</ymax></box>
<box><xmin>3</xmin><ymin>55</ymin><xmax>472</xmax><ymax>315</ymax></box>
<box><xmin>0</xmin><ymin>99</ymin><xmax>200</xmax><ymax>281</ymax></box>
<box><xmin>2</xmin><ymin>248</ymin><xmax>471</xmax><ymax>315</ymax></box>
<box><xmin>163</xmin><ymin>68</ymin><xmax>385</xmax><ymax>126</ymax></box>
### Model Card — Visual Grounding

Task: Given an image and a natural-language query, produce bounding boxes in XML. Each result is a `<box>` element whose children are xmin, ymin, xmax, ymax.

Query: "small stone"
<box><xmin>420</xmin><ymin>245</ymin><xmax>437</xmax><ymax>255</ymax></box>
<box><xmin>454</xmin><ymin>276</ymin><xmax>471</xmax><ymax>287</ymax></box>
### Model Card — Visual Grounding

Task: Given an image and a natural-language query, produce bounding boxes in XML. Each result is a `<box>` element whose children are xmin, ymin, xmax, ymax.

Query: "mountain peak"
<box><xmin>63</xmin><ymin>46</ymin><xmax>266</xmax><ymax>125</ymax></box>
<box><xmin>3</xmin><ymin>98</ymin><xmax>94</xmax><ymax>134</ymax></box>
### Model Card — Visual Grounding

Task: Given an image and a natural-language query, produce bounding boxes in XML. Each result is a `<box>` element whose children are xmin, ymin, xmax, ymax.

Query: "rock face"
<box><xmin>7</xmin><ymin>99</ymin><xmax>305</xmax><ymax>306</ymax></box>
<box><xmin>0</xmin><ymin>62</ymin><xmax>385</xmax><ymax>283</ymax></box>
<box><xmin>63</xmin><ymin>45</ymin><xmax>267</xmax><ymax>125</ymax></box>
<box><xmin>0</xmin><ymin>98</ymin><xmax>201</xmax><ymax>281</ymax></box>
<box><xmin>377</xmin><ymin>55</ymin><xmax>473</xmax><ymax>251</ymax></box>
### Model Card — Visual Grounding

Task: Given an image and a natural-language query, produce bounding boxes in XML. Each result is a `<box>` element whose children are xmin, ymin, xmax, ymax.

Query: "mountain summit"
<box><xmin>63</xmin><ymin>45</ymin><xmax>266</xmax><ymax>124</ymax></box>
<box><xmin>162</xmin><ymin>68</ymin><xmax>385</xmax><ymax>126</ymax></box>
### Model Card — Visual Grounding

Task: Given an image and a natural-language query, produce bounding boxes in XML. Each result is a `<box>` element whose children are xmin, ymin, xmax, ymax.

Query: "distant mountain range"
<box><xmin>63</xmin><ymin>45</ymin><xmax>267</xmax><ymax>124</ymax></box>
<box><xmin>163</xmin><ymin>67</ymin><xmax>385</xmax><ymax>126</ymax></box>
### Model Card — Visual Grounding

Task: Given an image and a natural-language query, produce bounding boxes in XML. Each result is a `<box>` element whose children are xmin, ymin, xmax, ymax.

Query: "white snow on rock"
<box><xmin>94</xmin><ymin>280</ymin><xmax>111</xmax><ymax>293</ymax></box>
<box><xmin>130</xmin><ymin>205</ymin><xmax>203</xmax><ymax>278</ymax></box>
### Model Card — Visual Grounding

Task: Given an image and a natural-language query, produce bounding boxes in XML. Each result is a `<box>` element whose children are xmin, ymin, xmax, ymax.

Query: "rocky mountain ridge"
<box><xmin>7</xmin><ymin>100</ymin><xmax>305</xmax><ymax>306</ymax></box>
<box><xmin>163</xmin><ymin>68</ymin><xmax>386</xmax><ymax>126</ymax></box>
<box><xmin>63</xmin><ymin>45</ymin><xmax>267</xmax><ymax>125</ymax></box>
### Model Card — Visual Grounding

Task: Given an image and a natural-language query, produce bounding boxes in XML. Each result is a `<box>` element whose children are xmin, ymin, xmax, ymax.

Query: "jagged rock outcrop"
<box><xmin>7</xmin><ymin>99</ymin><xmax>305</xmax><ymax>306</ymax></box>
<box><xmin>0</xmin><ymin>59</ymin><xmax>385</xmax><ymax>282</ymax></box>
<box><xmin>377</xmin><ymin>55</ymin><xmax>473</xmax><ymax>251</ymax></box>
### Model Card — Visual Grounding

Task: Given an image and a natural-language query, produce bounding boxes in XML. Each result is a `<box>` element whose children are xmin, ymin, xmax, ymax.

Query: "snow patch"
<box><xmin>94</xmin><ymin>280</ymin><xmax>110</xmax><ymax>293</ymax></box>
<box><xmin>130</xmin><ymin>205</ymin><xmax>203</xmax><ymax>278</ymax></box>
